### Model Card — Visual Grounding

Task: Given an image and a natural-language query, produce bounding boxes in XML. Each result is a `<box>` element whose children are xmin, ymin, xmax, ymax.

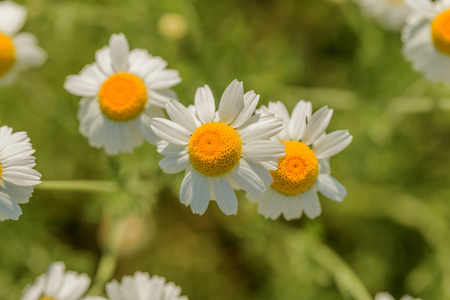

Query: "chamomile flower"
<box><xmin>402</xmin><ymin>0</ymin><xmax>450</xmax><ymax>82</ymax></box>
<box><xmin>375</xmin><ymin>292</ymin><xmax>422</xmax><ymax>300</ymax></box>
<box><xmin>151</xmin><ymin>80</ymin><xmax>285</xmax><ymax>215</ymax></box>
<box><xmin>84</xmin><ymin>272</ymin><xmax>188</xmax><ymax>300</ymax></box>
<box><xmin>0</xmin><ymin>125</ymin><xmax>41</xmax><ymax>221</ymax></box>
<box><xmin>0</xmin><ymin>1</ymin><xmax>47</xmax><ymax>86</ymax></box>
<box><xmin>355</xmin><ymin>0</ymin><xmax>411</xmax><ymax>31</ymax></box>
<box><xmin>247</xmin><ymin>100</ymin><xmax>352</xmax><ymax>221</ymax></box>
<box><xmin>21</xmin><ymin>262</ymin><xmax>91</xmax><ymax>300</ymax></box>
<box><xmin>64</xmin><ymin>33</ymin><xmax>181</xmax><ymax>155</ymax></box>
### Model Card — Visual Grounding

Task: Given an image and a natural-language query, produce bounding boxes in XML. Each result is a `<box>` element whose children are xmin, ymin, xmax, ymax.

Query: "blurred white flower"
<box><xmin>0</xmin><ymin>1</ymin><xmax>47</xmax><ymax>86</ymax></box>
<box><xmin>21</xmin><ymin>262</ymin><xmax>91</xmax><ymax>300</ymax></box>
<box><xmin>402</xmin><ymin>0</ymin><xmax>450</xmax><ymax>82</ymax></box>
<box><xmin>0</xmin><ymin>125</ymin><xmax>41</xmax><ymax>221</ymax></box>
<box><xmin>84</xmin><ymin>272</ymin><xmax>188</xmax><ymax>300</ymax></box>
<box><xmin>375</xmin><ymin>292</ymin><xmax>422</xmax><ymax>300</ymax></box>
<box><xmin>355</xmin><ymin>0</ymin><xmax>411</xmax><ymax>31</ymax></box>
<box><xmin>64</xmin><ymin>33</ymin><xmax>181</xmax><ymax>155</ymax></box>
<box><xmin>151</xmin><ymin>80</ymin><xmax>285</xmax><ymax>215</ymax></box>
<box><xmin>247</xmin><ymin>101</ymin><xmax>352</xmax><ymax>220</ymax></box>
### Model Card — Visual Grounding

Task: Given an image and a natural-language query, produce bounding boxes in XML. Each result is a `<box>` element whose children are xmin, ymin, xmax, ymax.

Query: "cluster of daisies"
<box><xmin>355</xmin><ymin>0</ymin><xmax>450</xmax><ymax>82</ymax></box>
<box><xmin>21</xmin><ymin>262</ymin><xmax>187</xmax><ymax>300</ymax></box>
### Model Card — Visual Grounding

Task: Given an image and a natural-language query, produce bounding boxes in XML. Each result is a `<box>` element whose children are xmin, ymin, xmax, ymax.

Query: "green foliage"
<box><xmin>1</xmin><ymin>0</ymin><xmax>450</xmax><ymax>299</ymax></box>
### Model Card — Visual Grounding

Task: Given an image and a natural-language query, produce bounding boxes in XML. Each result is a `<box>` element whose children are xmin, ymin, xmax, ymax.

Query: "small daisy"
<box><xmin>21</xmin><ymin>262</ymin><xmax>91</xmax><ymax>300</ymax></box>
<box><xmin>375</xmin><ymin>292</ymin><xmax>422</xmax><ymax>300</ymax></box>
<box><xmin>151</xmin><ymin>80</ymin><xmax>285</xmax><ymax>215</ymax></box>
<box><xmin>64</xmin><ymin>33</ymin><xmax>181</xmax><ymax>155</ymax></box>
<box><xmin>355</xmin><ymin>0</ymin><xmax>411</xmax><ymax>31</ymax></box>
<box><xmin>402</xmin><ymin>0</ymin><xmax>450</xmax><ymax>82</ymax></box>
<box><xmin>84</xmin><ymin>272</ymin><xmax>188</xmax><ymax>300</ymax></box>
<box><xmin>0</xmin><ymin>1</ymin><xmax>47</xmax><ymax>86</ymax></box>
<box><xmin>247</xmin><ymin>100</ymin><xmax>352</xmax><ymax>220</ymax></box>
<box><xmin>0</xmin><ymin>125</ymin><xmax>41</xmax><ymax>221</ymax></box>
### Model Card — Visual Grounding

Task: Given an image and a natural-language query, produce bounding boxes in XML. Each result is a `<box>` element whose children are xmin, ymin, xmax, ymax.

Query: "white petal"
<box><xmin>44</xmin><ymin>262</ymin><xmax>65</xmax><ymax>296</ymax></box>
<box><xmin>14</xmin><ymin>33</ymin><xmax>47</xmax><ymax>68</ymax></box>
<box><xmin>231</xmin><ymin>160</ymin><xmax>266</xmax><ymax>196</ymax></box>
<box><xmin>317</xmin><ymin>174</ymin><xmax>347</xmax><ymax>202</ymax></box>
<box><xmin>263</xmin><ymin>192</ymin><xmax>284</xmax><ymax>220</ymax></box>
<box><xmin>156</xmin><ymin>140</ymin><xmax>187</xmax><ymax>157</ymax></box>
<box><xmin>159</xmin><ymin>155</ymin><xmax>189</xmax><ymax>174</ymax></box>
<box><xmin>313</xmin><ymin>130</ymin><xmax>352</xmax><ymax>159</ymax></box>
<box><xmin>232</xmin><ymin>91</ymin><xmax>260</xmax><ymax>128</ymax></box>
<box><xmin>288</xmin><ymin>100</ymin><xmax>312</xmax><ymax>141</ymax></box>
<box><xmin>218</xmin><ymin>79</ymin><xmax>245</xmax><ymax>125</ymax></box>
<box><xmin>0</xmin><ymin>191</ymin><xmax>22</xmax><ymax>220</ymax></box>
<box><xmin>148</xmin><ymin>89</ymin><xmax>178</xmax><ymax>108</ymax></box>
<box><xmin>180</xmin><ymin>170</ymin><xmax>193</xmax><ymax>206</ymax></box>
<box><xmin>242</xmin><ymin>141</ymin><xmax>285</xmax><ymax>162</ymax></box>
<box><xmin>109</xmin><ymin>33</ymin><xmax>129</xmax><ymax>72</ymax></box>
<box><xmin>151</xmin><ymin>118</ymin><xmax>190</xmax><ymax>145</ymax></box>
<box><xmin>246</xmin><ymin>160</ymin><xmax>274</xmax><ymax>185</ymax></box>
<box><xmin>95</xmin><ymin>46</ymin><xmax>114</xmax><ymax>76</ymax></box>
<box><xmin>212</xmin><ymin>177</ymin><xmax>238</xmax><ymax>215</ymax></box>
<box><xmin>302</xmin><ymin>106</ymin><xmax>333</xmax><ymax>145</ymax></box>
<box><xmin>64</xmin><ymin>75</ymin><xmax>100</xmax><ymax>97</ymax></box>
<box><xmin>300</xmin><ymin>189</ymin><xmax>322</xmax><ymax>219</ymax></box>
<box><xmin>190</xmin><ymin>171</ymin><xmax>211</xmax><ymax>215</ymax></box>
<box><xmin>146</xmin><ymin>69</ymin><xmax>181</xmax><ymax>89</ymax></box>
<box><xmin>238</xmin><ymin>115</ymin><xmax>283</xmax><ymax>142</ymax></box>
<box><xmin>194</xmin><ymin>85</ymin><xmax>215</xmax><ymax>123</ymax></box>
<box><xmin>166</xmin><ymin>100</ymin><xmax>197</xmax><ymax>133</ymax></box>
<box><xmin>0</xmin><ymin>1</ymin><xmax>27</xmax><ymax>35</ymax></box>
<box><xmin>282</xmin><ymin>196</ymin><xmax>303</xmax><ymax>220</ymax></box>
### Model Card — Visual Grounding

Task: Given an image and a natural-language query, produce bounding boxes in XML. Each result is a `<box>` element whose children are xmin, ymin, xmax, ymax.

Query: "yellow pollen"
<box><xmin>188</xmin><ymin>122</ymin><xmax>242</xmax><ymax>176</ymax></box>
<box><xmin>432</xmin><ymin>9</ymin><xmax>450</xmax><ymax>55</ymax></box>
<box><xmin>270</xmin><ymin>141</ymin><xmax>319</xmax><ymax>195</ymax></box>
<box><xmin>0</xmin><ymin>32</ymin><xmax>15</xmax><ymax>77</ymax></box>
<box><xmin>98</xmin><ymin>72</ymin><xmax>147</xmax><ymax>121</ymax></box>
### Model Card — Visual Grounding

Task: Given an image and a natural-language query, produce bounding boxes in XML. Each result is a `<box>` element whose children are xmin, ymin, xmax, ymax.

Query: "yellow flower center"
<box><xmin>188</xmin><ymin>122</ymin><xmax>242</xmax><ymax>177</ymax></box>
<box><xmin>0</xmin><ymin>32</ymin><xmax>16</xmax><ymax>77</ymax></box>
<box><xmin>98</xmin><ymin>72</ymin><xmax>147</xmax><ymax>122</ymax></box>
<box><xmin>431</xmin><ymin>9</ymin><xmax>450</xmax><ymax>55</ymax></box>
<box><xmin>270</xmin><ymin>141</ymin><xmax>319</xmax><ymax>195</ymax></box>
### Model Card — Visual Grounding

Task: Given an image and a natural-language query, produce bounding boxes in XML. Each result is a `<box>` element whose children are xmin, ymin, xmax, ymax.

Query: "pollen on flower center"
<box><xmin>0</xmin><ymin>32</ymin><xmax>16</xmax><ymax>77</ymax></box>
<box><xmin>431</xmin><ymin>9</ymin><xmax>450</xmax><ymax>55</ymax></box>
<box><xmin>270</xmin><ymin>141</ymin><xmax>319</xmax><ymax>195</ymax></box>
<box><xmin>98</xmin><ymin>72</ymin><xmax>147</xmax><ymax>122</ymax></box>
<box><xmin>188</xmin><ymin>122</ymin><xmax>242</xmax><ymax>177</ymax></box>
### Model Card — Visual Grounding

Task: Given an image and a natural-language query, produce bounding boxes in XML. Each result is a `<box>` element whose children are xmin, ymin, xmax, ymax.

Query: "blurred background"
<box><xmin>0</xmin><ymin>0</ymin><xmax>449</xmax><ymax>299</ymax></box>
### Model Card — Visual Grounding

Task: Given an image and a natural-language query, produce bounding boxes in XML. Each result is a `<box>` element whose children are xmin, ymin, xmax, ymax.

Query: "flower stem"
<box><xmin>37</xmin><ymin>180</ymin><xmax>119</xmax><ymax>193</ymax></box>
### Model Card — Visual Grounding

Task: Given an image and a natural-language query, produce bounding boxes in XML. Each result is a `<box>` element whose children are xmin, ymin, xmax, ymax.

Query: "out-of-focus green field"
<box><xmin>1</xmin><ymin>0</ymin><xmax>450</xmax><ymax>299</ymax></box>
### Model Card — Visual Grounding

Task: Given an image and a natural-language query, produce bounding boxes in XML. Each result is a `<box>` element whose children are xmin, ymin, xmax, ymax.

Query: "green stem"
<box><xmin>308</xmin><ymin>241</ymin><xmax>372</xmax><ymax>300</ymax></box>
<box><xmin>36</xmin><ymin>180</ymin><xmax>119</xmax><ymax>193</ymax></box>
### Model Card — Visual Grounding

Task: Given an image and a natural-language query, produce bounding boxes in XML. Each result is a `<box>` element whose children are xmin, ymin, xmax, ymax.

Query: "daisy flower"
<box><xmin>0</xmin><ymin>125</ymin><xmax>41</xmax><ymax>221</ymax></box>
<box><xmin>84</xmin><ymin>272</ymin><xmax>188</xmax><ymax>300</ymax></box>
<box><xmin>402</xmin><ymin>0</ymin><xmax>450</xmax><ymax>82</ymax></box>
<box><xmin>151</xmin><ymin>80</ymin><xmax>285</xmax><ymax>215</ymax></box>
<box><xmin>21</xmin><ymin>262</ymin><xmax>91</xmax><ymax>300</ymax></box>
<box><xmin>375</xmin><ymin>292</ymin><xmax>422</xmax><ymax>300</ymax></box>
<box><xmin>0</xmin><ymin>1</ymin><xmax>47</xmax><ymax>86</ymax></box>
<box><xmin>64</xmin><ymin>33</ymin><xmax>181</xmax><ymax>155</ymax></box>
<box><xmin>247</xmin><ymin>100</ymin><xmax>352</xmax><ymax>221</ymax></box>
<box><xmin>355</xmin><ymin>0</ymin><xmax>411</xmax><ymax>31</ymax></box>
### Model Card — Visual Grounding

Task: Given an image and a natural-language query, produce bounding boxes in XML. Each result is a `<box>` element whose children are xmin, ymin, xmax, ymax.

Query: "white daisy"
<box><xmin>64</xmin><ymin>33</ymin><xmax>181</xmax><ymax>155</ymax></box>
<box><xmin>375</xmin><ymin>292</ymin><xmax>422</xmax><ymax>300</ymax></box>
<box><xmin>21</xmin><ymin>262</ymin><xmax>91</xmax><ymax>300</ymax></box>
<box><xmin>247</xmin><ymin>100</ymin><xmax>352</xmax><ymax>221</ymax></box>
<box><xmin>0</xmin><ymin>1</ymin><xmax>47</xmax><ymax>86</ymax></box>
<box><xmin>0</xmin><ymin>125</ymin><xmax>41</xmax><ymax>221</ymax></box>
<box><xmin>355</xmin><ymin>0</ymin><xmax>411</xmax><ymax>31</ymax></box>
<box><xmin>151</xmin><ymin>80</ymin><xmax>285</xmax><ymax>215</ymax></box>
<box><xmin>402</xmin><ymin>0</ymin><xmax>450</xmax><ymax>82</ymax></box>
<box><xmin>84</xmin><ymin>272</ymin><xmax>188</xmax><ymax>300</ymax></box>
